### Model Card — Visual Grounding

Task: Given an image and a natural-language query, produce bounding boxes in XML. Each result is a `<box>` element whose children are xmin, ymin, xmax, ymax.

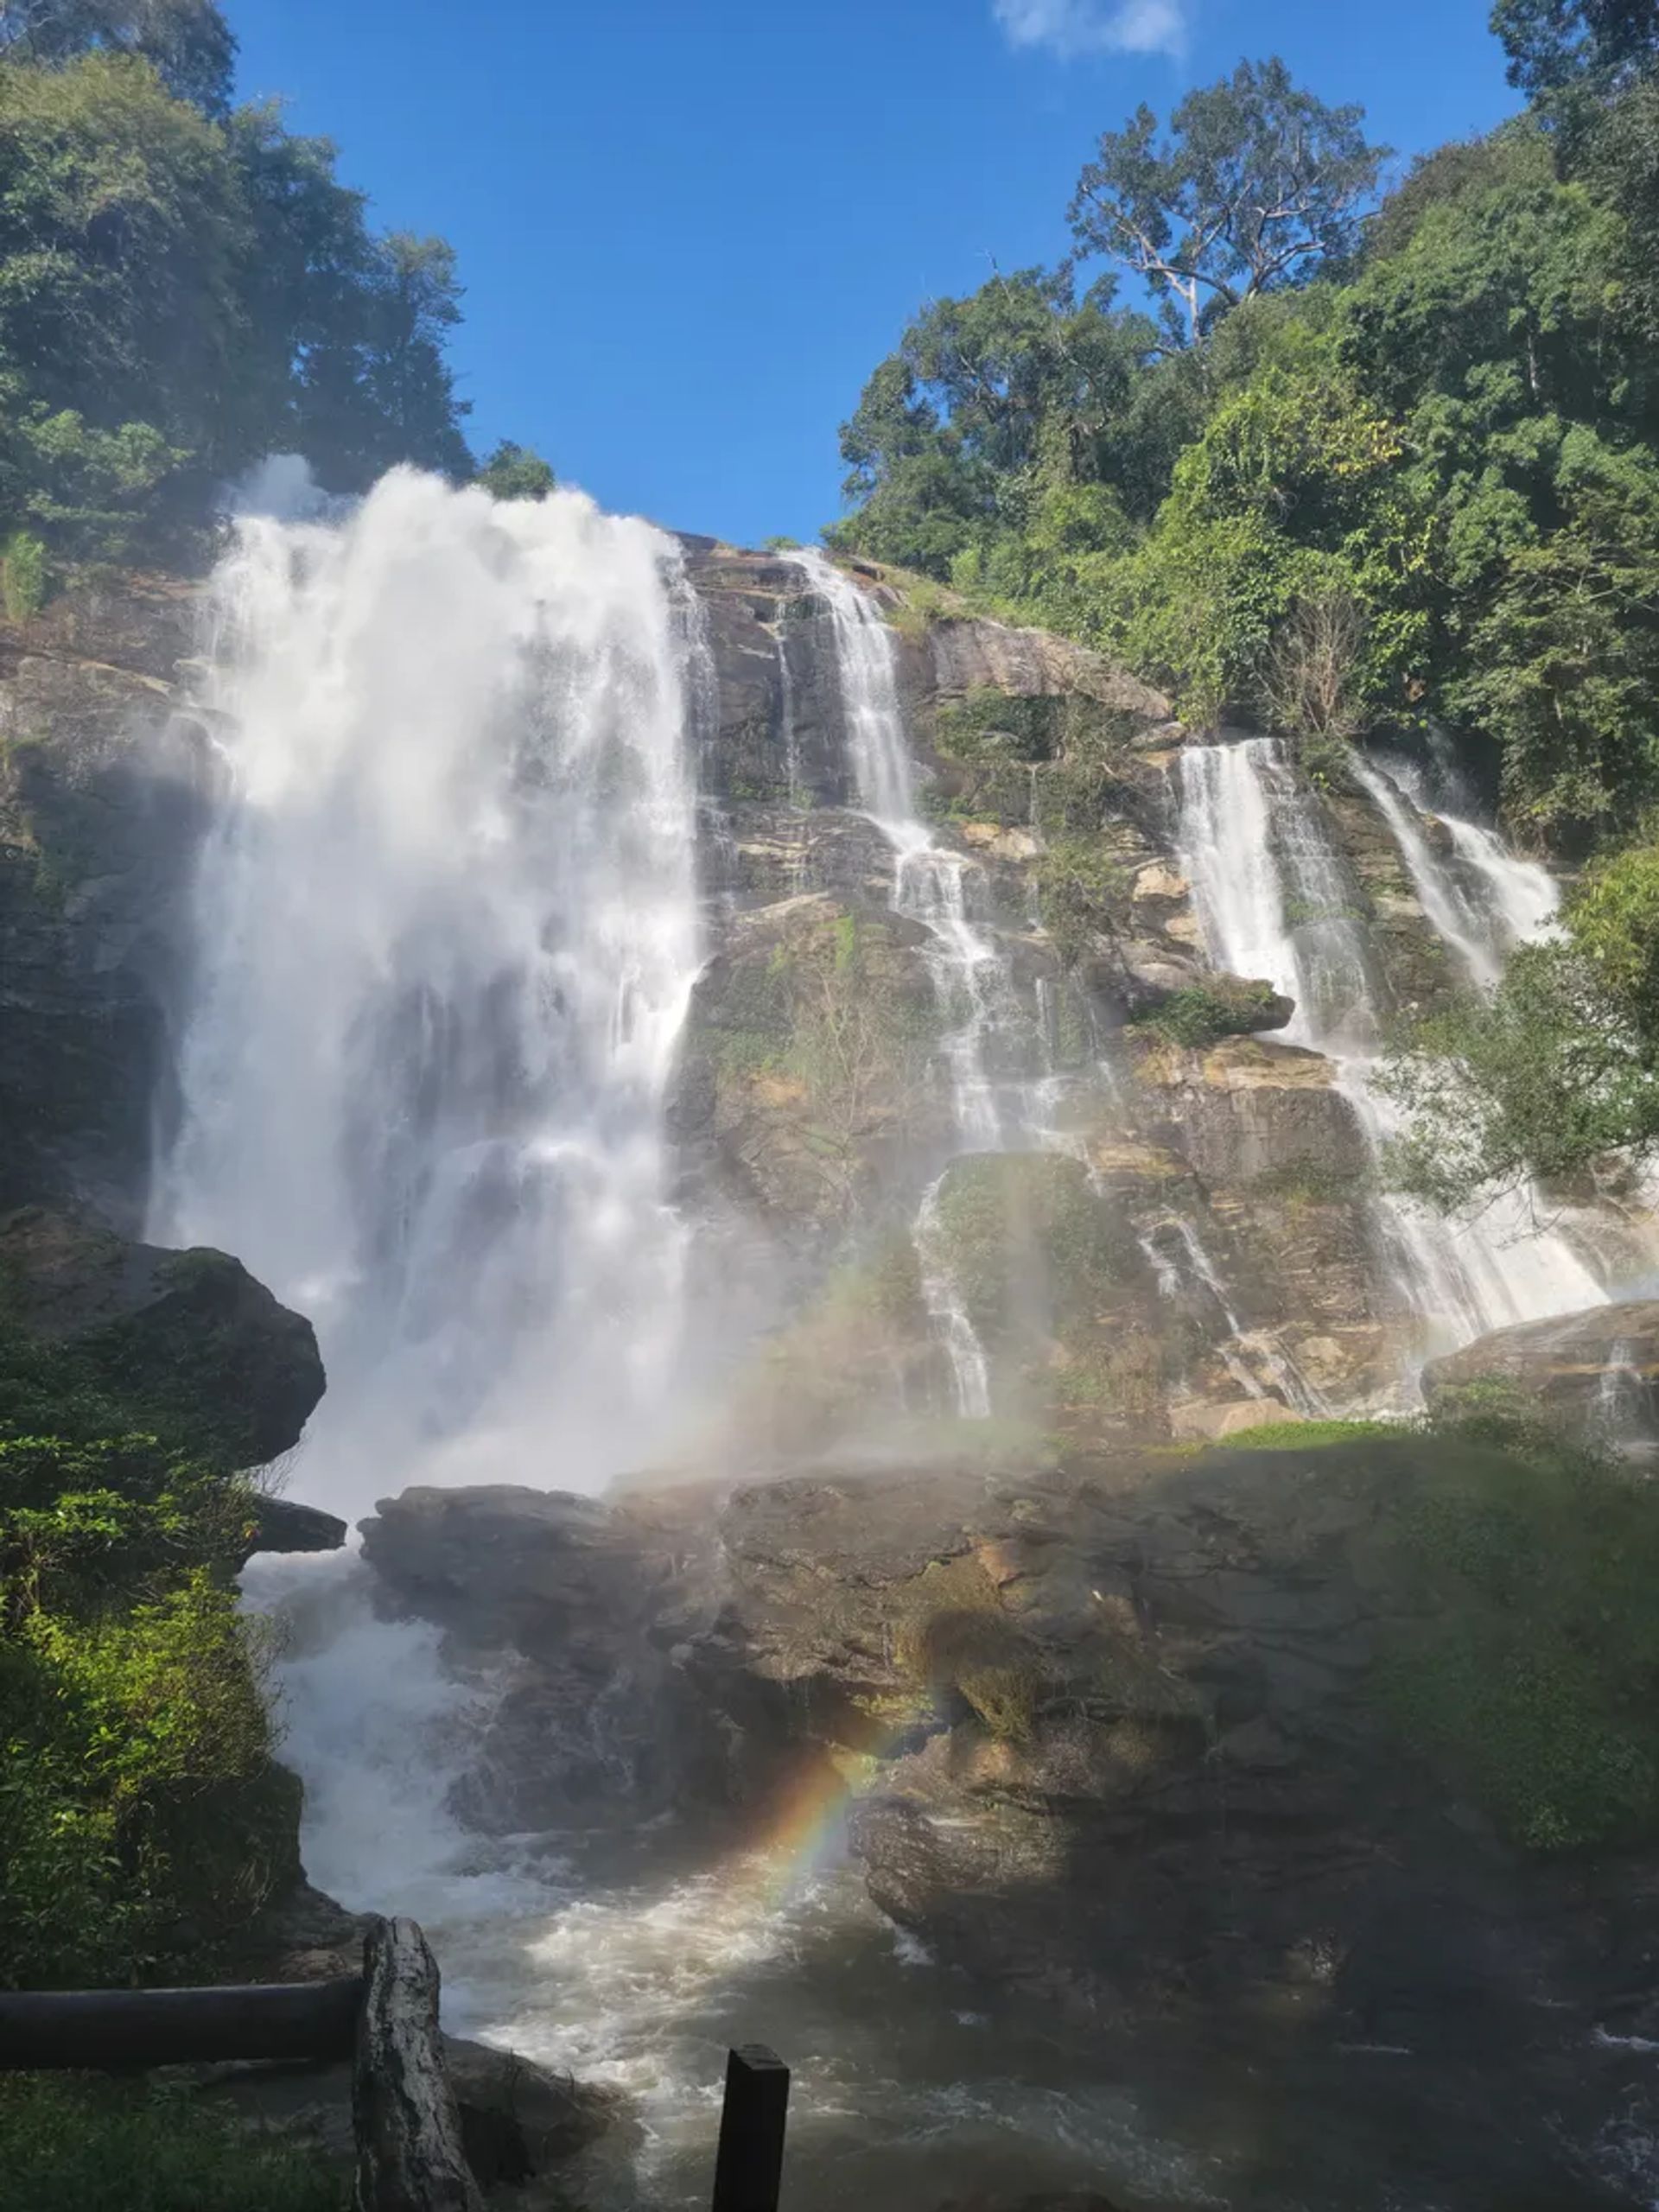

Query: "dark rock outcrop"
<box><xmin>0</xmin><ymin>1204</ymin><xmax>326</xmax><ymax>1464</ymax></box>
<box><xmin>359</xmin><ymin>1485</ymin><xmax>735</xmax><ymax>1829</ymax></box>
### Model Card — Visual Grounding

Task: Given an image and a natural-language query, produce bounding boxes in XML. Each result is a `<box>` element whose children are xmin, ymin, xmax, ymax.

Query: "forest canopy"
<box><xmin>0</xmin><ymin>0</ymin><xmax>549</xmax><ymax>565</ymax></box>
<box><xmin>828</xmin><ymin>0</ymin><xmax>1659</xmax><ymax>1201</ymax></box>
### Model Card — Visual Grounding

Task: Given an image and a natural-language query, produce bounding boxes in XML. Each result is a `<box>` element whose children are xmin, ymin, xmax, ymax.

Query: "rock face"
<box><xmin>1424</xmin><ymin>1299</ymin><xmax>1659</xmax><ymax>1446</ymax></box>
<box><xmin>0</xmin><ymin>573</ymin><xmax>208</xmax><ymax>1230</ymax></box>
<box><xmin>0</xmin><ymin>1203</ymin><xmax>326</xmax><ymax>1464</ymax></box>
<box><xmin>0</xmin><ymin>539</ymin><xmax>1554</xmax><ymax>1449</ymax></box>
<box><xmin>360</xmin><ymin>1486</ymin><xmax>737</xmax><ymax>1829</ymax></box>
<box><xmin>357</xmin><ymin>1447</ymin><xmax>1659</xmax><ymax>2209</ymax></box>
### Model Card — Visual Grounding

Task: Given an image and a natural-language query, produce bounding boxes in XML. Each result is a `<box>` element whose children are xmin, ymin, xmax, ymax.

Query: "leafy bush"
<box><xmin>0</xmin><ymin>1425</ymin><xmax>295</xmax><ymax>1987</ymax></box>
<box><xmin>1132</xmin><ymin>981</ymin><xmax>1280</xmax><ymax>1046</ymax></box>
<box><xmin>0</xmin><ymin>529</ymin><xmax>45</xmax><ymax>619</ymax></box>
<box><xmin>1033</xmin><ymin>835</ymin><xmax>1130</xmax><ymax>967</ymax></box>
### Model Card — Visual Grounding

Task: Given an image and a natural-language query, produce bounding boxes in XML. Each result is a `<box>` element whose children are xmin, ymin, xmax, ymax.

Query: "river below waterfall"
<box><xmin>251</xmin><ymin>1548</ymin><xmax>1649</xmax><ymax>2212</ymax></box>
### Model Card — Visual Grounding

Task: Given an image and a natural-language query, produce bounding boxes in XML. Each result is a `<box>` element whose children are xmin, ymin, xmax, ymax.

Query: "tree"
<box><xmin>477</xmin><ymin>440</ymin><xmax>554</xmax><ymax>500</ymax></box>
<box><xmin>0</xmin><ymin>0</ymin><xmax>237</xmax><ymax>115</ymax></box>
<box><xmin>358</xmin><ymin>232</ymin><xmax>472</xmax><ymax>483</ymax></box>
<box><xmin>1068</xmin><ymin>59</ymin><xmax>1389</xmax><ymax>347</ymax></box>
<box><xmin>1491</xmin><ymin>0</ymin><xmax>1659</xmax><ymax>100</ymax></box>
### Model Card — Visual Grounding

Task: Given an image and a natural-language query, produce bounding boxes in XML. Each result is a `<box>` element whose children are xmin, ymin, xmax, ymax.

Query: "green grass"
<box><xmin>0</xmin><ymin>2077</ymin><xmax>346</xmax><ymax>2212</ymax></box>
<box><xmin>1217</xmin><ymin>1417</ymin><xmax>1397</xmax><ymax>1452</ymax></box>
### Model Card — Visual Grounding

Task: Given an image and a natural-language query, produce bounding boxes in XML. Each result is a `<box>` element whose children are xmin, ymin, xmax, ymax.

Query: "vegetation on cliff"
<box><xmin>0</xmin><ymin>1291</ymin><xmax>305</xmax><ymax>1992</ymax></box>
<box><xmin>833</xmin><ymin>0</ymin><xmax>1659</xmax><ymax>1201</ymax></box>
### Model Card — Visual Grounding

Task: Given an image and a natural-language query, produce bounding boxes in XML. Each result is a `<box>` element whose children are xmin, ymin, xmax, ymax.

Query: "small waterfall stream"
<box><xmin>1174</xmin><ymin>736</ymin><xmax>1606</xmax><ymax>1371</ymax></box>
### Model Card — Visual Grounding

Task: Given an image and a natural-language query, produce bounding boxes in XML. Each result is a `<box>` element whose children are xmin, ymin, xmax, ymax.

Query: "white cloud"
<box><xmin>993</xmin><ymin>0</ymin><xmax>1189</xmax><ymax>60</ymax></box>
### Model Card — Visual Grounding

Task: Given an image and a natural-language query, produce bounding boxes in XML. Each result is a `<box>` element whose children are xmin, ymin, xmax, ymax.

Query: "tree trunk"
<box><xmin>353</xmin><ymin>1917</ymin><xmax>482</xmax><ymax>2212</ymax></box>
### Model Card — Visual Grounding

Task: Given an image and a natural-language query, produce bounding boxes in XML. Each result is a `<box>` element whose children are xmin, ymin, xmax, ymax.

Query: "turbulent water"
<box><xmin>1175</xmin><ymin>735</ymin><xmax>1607</xmax><ymax>1369</ymax></box>
<box><xmin>152</xmin><ymin>468</ymin><xmax>705</xmax><ymax>1513</ymax></box>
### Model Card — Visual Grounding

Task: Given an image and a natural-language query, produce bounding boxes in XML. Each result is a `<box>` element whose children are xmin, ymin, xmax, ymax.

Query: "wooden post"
<box><xmin>710</xmin><ymin>2043</ymin><xmax>790</xmax><ymax>2212</ymax></box>
<box><xmin>353</xmin><ymin>1917</ymin><xmax>482</xmax><ymax>2212</ymax></box>
<box><xmin>0</xmin><ymin>1980</ymin><xmax>361</xmax><ymax>2069</ymax></box>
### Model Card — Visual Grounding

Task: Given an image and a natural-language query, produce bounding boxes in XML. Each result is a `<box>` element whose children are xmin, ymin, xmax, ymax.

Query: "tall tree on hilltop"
<box><xmin>1491</xmin><ymin>0</ymin><xmax>1659</xmax><ymax>99</ymax></box>
<box><xmin>1068</xmin><ymin>59</ymin><xmax>1389</xmax><ymax>348</ymax></box>
<box><xmin>0</xmin><ymin>0</ymin><xmax>236</xmax><ymax>115</ymax></box>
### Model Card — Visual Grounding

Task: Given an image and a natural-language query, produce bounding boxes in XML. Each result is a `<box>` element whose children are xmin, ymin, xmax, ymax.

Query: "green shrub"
<box><xmin>1033</xmin><ymin>835</ymin><xmax>1130</xmax><ymax>967</ymax></box>
<box><xmin>0</xmin><ymin>531</ymin><xmax>47</xmax><ymax>620</ymax></box>
<box><xmin>0</xmin><ymin>2076</ymin><xmax>346</xmax><ymax>2212</ymax></box>
<box><xmin>1132</xmin><ymin>981</ymin><xmax>1280</xmax><ymax>1046</ymax></box>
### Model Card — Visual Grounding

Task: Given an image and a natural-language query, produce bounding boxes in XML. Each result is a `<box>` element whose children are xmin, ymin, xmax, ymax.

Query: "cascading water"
<box><xmin>791</xmin><ymin>551</ymin><xmax>1027</xmax><ymax>1412</ymax></box>
<box><xmin>1174</xmin><ymin>736</ymin><xmax>1606</xmax><ymax>1371</ymax></box>
<box><xmin>793</xmin><ymin>550</ymin><xmax>1023</xmax><ymax>1153</ymax></box>
<box><xmin>152</xmin><ymin>467</ymin><xmax>705</xmax><ymax>1511</ymax></box>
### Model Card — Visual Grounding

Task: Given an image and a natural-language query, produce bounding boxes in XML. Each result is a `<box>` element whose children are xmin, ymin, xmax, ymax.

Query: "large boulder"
<box><xmin>0</xmin><ymin>1204</ymin><xmax>325</xmax><ymax>1464</ymax></box>
<box><xmin>1422</xmin><ymin>1299</ymin><xmax>1659</xmax><ymax>1446</ymax></box>
<box><xmin>359</xmin><ymin>1485</ymin><xmax>734</xmax><ymax>1829</ymax></box>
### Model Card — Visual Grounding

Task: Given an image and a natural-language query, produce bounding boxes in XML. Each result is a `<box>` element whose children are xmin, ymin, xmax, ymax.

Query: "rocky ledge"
<box><xmin>357</xmin><ymin>1433</ymin><xmax>1659</xmax><ymax>2205</ymax></box>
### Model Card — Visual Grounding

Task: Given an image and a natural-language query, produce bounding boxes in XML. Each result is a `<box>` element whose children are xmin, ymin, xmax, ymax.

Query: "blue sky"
<box><xmin>228</xmin><ymin>0</ymin><xmax>1518</xmax><ymax>547</ymax></box>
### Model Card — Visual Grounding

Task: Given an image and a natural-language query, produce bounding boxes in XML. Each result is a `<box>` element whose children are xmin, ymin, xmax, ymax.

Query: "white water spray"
<box><xmin>152</xmin><ymin>469</ymin><xmax>704</xmax><ymax>1511</ymax></box>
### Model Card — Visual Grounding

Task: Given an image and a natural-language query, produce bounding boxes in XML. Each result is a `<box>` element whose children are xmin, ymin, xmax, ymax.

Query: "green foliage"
<box><xmin>0</xmin><ymin>2075</ymin><xmax>346</xmax><ymax>2212</ymax></box>
<box><xmin>0</xmin><ymin>1408</ymin><xmax>293</xmax><ymax>1988</ymax></box>
<box><xmin>1033</xmin><ymin>834</ymin><xmax>1129</xmax><ymax>967</ymax></box>
<box><xmin>1491</xmin><ymin>0</ymin><xmax>1659</xmax><ymax>102</ymax></box>
<box><xmin>832</xmin><ymin>45</ymin><xmax>1659</xmax><ymax>833</ymax></box>
<box><xmin>477</xmin><ymin>441</ymin><xmax>555</xmax><ymax>501</ymax></box>
<box><xmin>0</xmin><ymin>30</ymin><xmax>480</xmax><ymax>561</ymax></box>
<box><xmin>1380</xmin><ymin>936</ymin><xmax>1659</xmax><ymax>1205</ymax></box>
<box><xmin>1217</xmin><ymin>1417</ymin><xmax>1395</xmax><ymax>1450</ymax></box>
<box><xmin>1068</xmin><ymin>58</ymin><xmax>1389</xmax><ymax>349</ymax></box>
<box><xmin>1131</xmin><ymin>981</ymin><xmax>1281</xmax><ymax>1046</ymax></box>
<box><xmin>0</xmin><ymin>525</ymin><xmax>43</xmax><ymax>617</ymax></box>
<box><xmin>1381</xmin><ymin>1410</ymin><xmax>1659</xmax><ymax>1850</ymax></box>
<box><xmin>0</xmin><ymin>1</ymin><xmax>239</xmax><ymax>117</ymax></box>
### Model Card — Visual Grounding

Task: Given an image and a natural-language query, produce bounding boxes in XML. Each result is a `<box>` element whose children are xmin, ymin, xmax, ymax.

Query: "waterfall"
<box><xmin>1174</xmin><ymin>737</ymin><xmax>1605</xmax><ymax>1371</ymax></box>
<box><xmin>1140</xmin><ymin>1214</ymin><xmax>1326</xmax><ymax>1413</ymax></box>
<box><xmin>1176</xmin><ymin>738</ymin><xmax>1379</xmax><ymax>1050</ymax></box>
<box><xmin>915</xmin><ymin>1175</ymin><xmax>993</xmax><ymax>1420</ymax></box>
<box><xmin>793</xmin><ymin>550</ymin><xmax>1023</xmax><ymax>1155</ymax></box>
<box><xmin>1351</xmin><ymin>759</ymin><xmax>1503</xmax><ymax>990</ymax></box>
<box><xmin>791</xmin><ymin>552</ymin><xmax>1022</xmax><ymax>1414</ymax></box>
<box><xmin>151</xmin><ymin>468</ymin><xmax>704</xmax><ymax>1510</ymax></box>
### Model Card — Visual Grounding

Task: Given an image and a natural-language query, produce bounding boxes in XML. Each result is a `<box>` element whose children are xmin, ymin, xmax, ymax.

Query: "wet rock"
<box><xmin>445</xmin><ymin>2037</ymin><xmax>632</xmax><ymax>2193</ymax></box>
<box><xmin>667</xmin><ymin>891</ymin><xmax>950</xmax><ymax>1233</ymax></box>
<box><xmin>0</xmin><ymin>1203</ymin><xmax>325</xmax><ymax>1464</ymax></box>
<box><xmin>1423</xmin><ymin>1299</ymin><xmax>1659</xmax><ymax>1445</ymax></box>
<box><xmin>360</xmin><ymin>1485</ymin><xmax>734</xmax><ymax>1830</ymax></box>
